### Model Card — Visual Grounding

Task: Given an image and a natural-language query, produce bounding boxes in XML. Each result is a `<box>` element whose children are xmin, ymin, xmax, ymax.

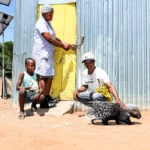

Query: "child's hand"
<box><xmin>29</xmin><ymin>80</ymin><xmax>38</xmax><ymax>92</ymax></box>
<box><xmin>29</xmin><ymin>87</ymin><xmax>36</xmax><ymax>92</ymax></box>
<box><xmin>23</xmin><ymin>86</ymin><xmax>30</xmax><ymax>90</ymax></box>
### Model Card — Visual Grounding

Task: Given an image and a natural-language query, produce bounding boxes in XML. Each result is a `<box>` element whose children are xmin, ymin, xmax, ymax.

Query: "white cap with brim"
<box><xmin>41</xmin><ymin>4</ymin><xmax>54</xmax><ymax>13</ymax></box>
<box><xmin>82</xmin><ymin>52</ymin><xmax>95</xmax><ymax>63</ymax></box>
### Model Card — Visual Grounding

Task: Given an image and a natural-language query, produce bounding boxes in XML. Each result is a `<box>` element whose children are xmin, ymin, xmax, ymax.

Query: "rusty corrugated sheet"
<box><xmin>76</xmin><ymin>0</ymin><xmax>150</xmax><ymax>109</ymax></box>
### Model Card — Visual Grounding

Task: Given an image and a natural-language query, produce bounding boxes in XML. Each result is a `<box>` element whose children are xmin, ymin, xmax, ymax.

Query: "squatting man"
<box><xmin>73</xmin><ymin>52</ymin><xmax>125</xmax><ymax>108</ymax></box>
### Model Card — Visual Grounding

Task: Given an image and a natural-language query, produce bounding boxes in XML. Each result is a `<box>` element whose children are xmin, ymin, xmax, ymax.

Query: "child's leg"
<box><xmin>18</xmin><ymin>88</ymin><xmax>26</xmax><ymax>119</ymax></box>
<box><xmin>19</xmin><ymin>88</ymin><xmax>26</xmax><ymax>112</ymax></box>
<box><xmin>39</xmin><ymin>94</ymin><xmax>45</xmax><ymax>103</ymax></box>
<box><xmin>31</xmin><ymin>93</ymin><xmax>45</xmax><ymax>110</ymax></box>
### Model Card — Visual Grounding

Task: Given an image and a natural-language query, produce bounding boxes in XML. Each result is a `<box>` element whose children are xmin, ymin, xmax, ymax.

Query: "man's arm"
<box><xmin>105</xmin><ymin>82</ymin><xmax>125</xmax><ymax>108</ymax></box>
<box><xmin>56</xmin><ymin>37</ymin><xmax>74</xmax><ymax>49</ymax></box>
<box><xmin>56</xmin><ymin>37</ymin><xmax>61</xmax><ymax>42</ymax></box>
<box><xmin>41</xmin><ymin>32</ymin><xmax>70</xmax><ymax>50</ymax></box>
<box><xmin>73</xmin><ymin>85</ymin><xmax>88</xmax><ymax>100</ymax></box>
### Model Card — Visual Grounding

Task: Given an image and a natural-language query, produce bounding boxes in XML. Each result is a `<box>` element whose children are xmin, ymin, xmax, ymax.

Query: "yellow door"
<box><xmin>37</xmin><ymin>3</ymin><xmax>76</xmax><ymax>100</ymax></box>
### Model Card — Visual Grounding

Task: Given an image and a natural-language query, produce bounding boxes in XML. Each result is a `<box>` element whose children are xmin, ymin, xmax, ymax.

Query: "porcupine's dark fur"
<box><xmin>78</xmin><ymin>99</ymin><xmax>141</xmax><ymax>125</ymax></box>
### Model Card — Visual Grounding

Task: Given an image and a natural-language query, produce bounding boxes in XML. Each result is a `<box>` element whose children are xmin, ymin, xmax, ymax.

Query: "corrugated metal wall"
<box><xmin>76</xmin><ymin>0</ymin><xmax>150</xmax><ymax>109</ymax></box>
<box><xmin>12</xmin><ymin>0</ymin><xmax>38</xmax><ymax>105</ymax></box>
<box><xmin>12</xmin><ymin>0</ymin><xmax>150</xmax><ymax>109</ymax></box>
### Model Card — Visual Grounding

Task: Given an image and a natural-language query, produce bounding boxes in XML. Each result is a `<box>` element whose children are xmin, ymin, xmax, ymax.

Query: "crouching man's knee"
<box><xmin>92</xmin><ymin>93</ymin><xmax>105</xmax><ymax>101</ymax></box>
<box><xmin>19</xmin><ymin>88</ymin><xmax>26</xmax><ymax>95</ymax></box>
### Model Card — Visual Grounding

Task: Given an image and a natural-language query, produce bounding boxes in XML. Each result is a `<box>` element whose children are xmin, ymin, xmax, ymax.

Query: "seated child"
<box><xmin>16</xmin><ymin>58</ymin><xmax>45</xmax><ymax>119</ymax></box>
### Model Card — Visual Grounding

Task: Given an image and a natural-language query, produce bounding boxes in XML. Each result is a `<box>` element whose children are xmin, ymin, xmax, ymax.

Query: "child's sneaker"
<box><xmin>18</xmin><ymin>111</ymin><xmax>25</xmax><ymax>120</ymax></box>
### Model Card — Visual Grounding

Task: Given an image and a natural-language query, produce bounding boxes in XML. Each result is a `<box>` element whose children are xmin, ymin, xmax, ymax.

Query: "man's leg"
<box><xmin>78</xmin><ymin>92</ymin><xmax>106</xmax><ymax>119</ymax></box>
<box><xmin>39</xmin><ymin>77</ymin><xmax>55</xmax><ymax>108</ymax></box>
<box><xmin>39</xmin><ymin>78</ymin><xmax>47</xmax><ymax>95</ymax></box>
<box><xmin>45</xmin><ymin>78</ymin><xmax>57</xmax><ymax>103</ymax></box>
<box><xmin>45</xmin><ymin>78</ymin><xmax>52</xmax><ymax>95</ymax></box>
<box><xmin>78</xmin><ymin>92</ymin><xmax>93</xmax><ymax>101</ymax></box>
<box><xmin>92</xmin><ymin>93</ymin><xmax>106</xmax><ymax>101</ymax></box>
<box><xmin>78</xmin><ymin>92</ymin><xmax>106</xmax><ymax>101</ymax></box>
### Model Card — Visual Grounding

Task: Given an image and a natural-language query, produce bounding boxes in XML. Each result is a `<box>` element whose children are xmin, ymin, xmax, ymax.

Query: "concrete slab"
<box><xmin>24</xmin><ymin>101</ymin><xmax>74</xmax><ymax>117</ymax></box>
<box><xmin>45</xmin><ymin>101</ymin><xmax>74</xmax><ymax>116</ymax></box>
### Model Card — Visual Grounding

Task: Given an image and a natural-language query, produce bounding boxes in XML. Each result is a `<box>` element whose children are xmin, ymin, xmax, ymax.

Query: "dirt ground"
<box><xmin>0</xmin><ymin>77</ymin><xmax>150</xmax><ymax>150</ymax></box>
<box><xmin>0</xmin><ymin>99</ymin><xmax>150</xmax><ymax>150</ymax></box>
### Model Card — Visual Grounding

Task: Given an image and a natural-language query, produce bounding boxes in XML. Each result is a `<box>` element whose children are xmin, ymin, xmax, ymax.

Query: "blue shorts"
<box><xmin>25</xmin><ymin>93</ymin><xmax>37</xmax><ymax>103</ymax></box>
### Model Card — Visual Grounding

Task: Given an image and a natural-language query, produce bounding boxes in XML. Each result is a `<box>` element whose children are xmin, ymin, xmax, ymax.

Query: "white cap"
<box><xmin>82</xmin><ymin>52</ymin><xmax>95</xmax><ymax>63</ymax></box>
<box><xmin>41</xmin><ymin>4</ymin><xmax>54</xmax><ymax>13</ymax></box>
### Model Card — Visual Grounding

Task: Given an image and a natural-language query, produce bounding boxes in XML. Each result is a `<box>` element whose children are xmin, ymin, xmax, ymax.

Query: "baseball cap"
<box><xmin>82</xmin><ymin>52</ymin><xmax>95</xmax><ymax>63</ymax></box>
<box><xmin>41</xmin><ymin>4</ymin><xmax>54</xmax><ymax>13</ymax></box>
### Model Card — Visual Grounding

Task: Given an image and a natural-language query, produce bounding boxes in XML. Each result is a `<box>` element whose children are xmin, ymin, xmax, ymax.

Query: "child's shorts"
<box><xmin>25</xmin><ymin>93</ymin><xmax>37</xmax><ymax>103</ymax></box>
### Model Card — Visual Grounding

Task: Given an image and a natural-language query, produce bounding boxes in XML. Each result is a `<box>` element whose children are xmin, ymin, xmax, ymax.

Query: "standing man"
<box><xmin>73</xmin><ymin>52</ymin><xmax>125</xmax><ymax>108</ymax></box>
<box><xmin>33</xmin><ymin>4</ymin><xmax>73</xmax><ymax>107</ymax></box>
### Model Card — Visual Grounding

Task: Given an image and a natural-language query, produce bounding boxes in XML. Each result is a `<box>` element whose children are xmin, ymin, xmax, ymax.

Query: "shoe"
<box><xmin>40</xmin><ymin>98</ymin><xmax>49</xmax><ymax>109</ymax></box>
<box><xmin>31</xmin><ymin>101</ymin><xmax>37</xmax><ymax>111</ymax></box>
<box><xmin>48</xmin><ymin>102</ymin><xmax>56</xmax><ymax>108</ymax></box>
<box><xmin>46</xmin><ymin>95</ymin><xmax>58</xmax><ymax>103</ymax></box>
<box><xmin>49</xmin><ymin>99</ymin><xmax>58</xmax><ymax>103</ymax></box>
<box><xmin>18</xmin><ymin>111</ymin><xmax>25</xmax><ymax>120</ymax></box>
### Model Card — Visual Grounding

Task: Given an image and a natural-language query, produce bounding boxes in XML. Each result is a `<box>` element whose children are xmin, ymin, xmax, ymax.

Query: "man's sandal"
<box><xmin>18</xmin><ymin>112</ymin><xmax>25</xmax><ymax>120</ymax></box>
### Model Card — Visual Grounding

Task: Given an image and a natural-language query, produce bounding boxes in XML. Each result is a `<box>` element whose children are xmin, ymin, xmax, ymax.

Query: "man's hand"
<box><xmin>73</xmin><ymin>90</ymin><xmax>79</xmax><ymax>100</ymax></box>
<box><xmin>116</xmin><ymin>100</ymin><xmax>126</xmax><ymax>109</ymax></box>
<box><xmin>73</xmin><ymin>86</ymin><xmax>87</xmax><ymax>100</ymax></box>
<box><xmin>62</xmin><ymin>42</ymin><xmax>75</xmax><ymax>50</ymax></box>
<box><xmin>62</xmin><ymin>42</ymin><xmax>69</xmax><ymax>50</ymax></box>
<box><xmin>68</xmin><ymin>44</ymin><xmax>74</xmax><ymax>50</ymax></box>
<box><xmin>105</xmin><ymin>82</ymin><xmax>125</xmax><ymax>108</ymax></box>
<box><xmin>29</xmin><ymin>87</ymin><xmax>35</xmax><ymax>92</ymax></box>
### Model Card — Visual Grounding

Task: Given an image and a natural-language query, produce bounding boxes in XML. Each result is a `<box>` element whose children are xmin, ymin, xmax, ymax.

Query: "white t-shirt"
<box><xmin>33</xmin><ymin>16</ymin><xmax>56</xmax><ymax>58</ymax></box>
<box><xmin>32</xmin><ymin>16</ymin><xmax>56</xmax><ymax>76</ymax></box>
<box><xmin>82</xmin><ymin>67</ymin><xmax>110</xmax><ymax>92</ymax></box>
